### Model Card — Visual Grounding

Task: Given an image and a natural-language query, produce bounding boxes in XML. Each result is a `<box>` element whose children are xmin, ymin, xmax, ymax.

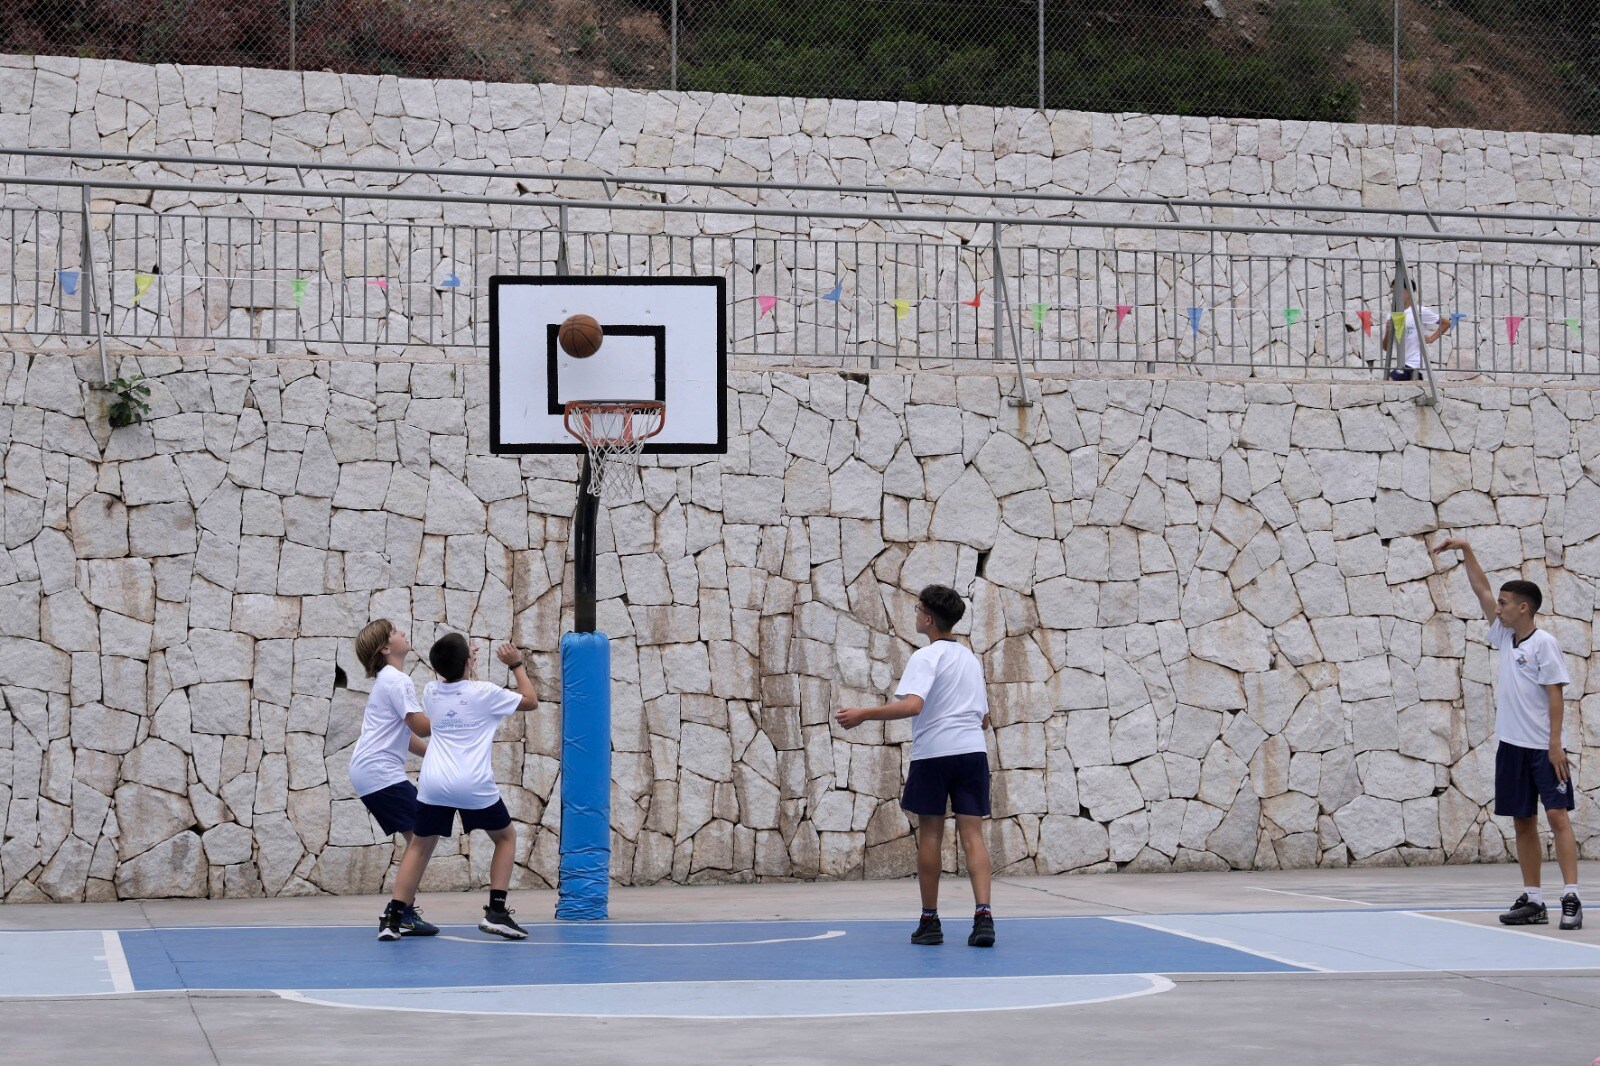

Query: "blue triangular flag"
<box><xmin>822</xmin><ymin>282</ymin><xmax>842</xmax><ymax>302</ymax></box>
<box><xmin>59</xmin><ymin>270</ymin><xmax>79</xmax><ymax>296</ymax></box>
<box><xmin>1186</xmin><ymin>307</ymin><xmax>1203</xmax><ymax>335</ymax></box>
<box><xmin>1449</xmin><ymin>312</ymin><xmax>1466</xmax><ymax>327</ymax></box>
<box><xmin>442</xmin><ymin>273</ymin><xmax>460</xmax><ymax>287</ymax></box>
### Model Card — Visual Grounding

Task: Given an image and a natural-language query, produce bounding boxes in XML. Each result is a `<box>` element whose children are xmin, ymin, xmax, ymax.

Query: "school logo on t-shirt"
<box><xmin>1515</xmin><ymin>651</ymin><xmax>1529</xmax><ymax>667</ymax></box>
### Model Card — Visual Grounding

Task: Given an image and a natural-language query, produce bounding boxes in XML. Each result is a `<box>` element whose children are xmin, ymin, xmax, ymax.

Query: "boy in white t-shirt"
<box><xmin>1434</xmin><ymin>537</ymin><xmax>1580</xmax><ymax>930</ymax></box>
<box><xmin>837</xmin><ymin>585</ymin><xmax>994</xmax><ymax>949</ymax></box>
<box><xmin>351</xmin><ymin>619</ymin><xmax>436</xmax><ymax>937</ymax></box>
<box><xmin>379</xmin><ymin>633</ymin><xmax>540</xmax><ymax>941</ymax></box>
<box><xmin>1380</xmin><ymin>288</ymin><xmax>1450</xmax><ymax>381</ymax></box>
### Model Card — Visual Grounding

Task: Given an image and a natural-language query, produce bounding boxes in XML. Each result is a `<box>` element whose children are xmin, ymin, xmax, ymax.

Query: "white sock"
<box><xmin>1524</xmin><ymin>886</ymin><xmax>1544</xmax><ymax>904</ymax></box>
<box><xmin>1563</xmin><ymin>885</ymin><xmax>1579</xmax><ymax>900</ymax></box>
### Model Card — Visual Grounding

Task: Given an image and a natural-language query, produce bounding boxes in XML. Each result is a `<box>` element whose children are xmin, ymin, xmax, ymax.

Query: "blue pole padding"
<box><xmin>556</xmin><ymin>630</ymin><xmax>611</xmax><ymax>920</ymax></box>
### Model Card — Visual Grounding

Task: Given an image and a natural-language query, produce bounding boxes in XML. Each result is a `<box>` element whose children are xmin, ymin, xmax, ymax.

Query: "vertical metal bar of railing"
<box><xmin>289</xmin><ymin>0</ymin><xmax>298</xmax><ymax>72</ymax></box>
<box><xmin>79</xmin><ymin>184</ymin><xmax>108</xmax><ymax>380</ymax></box>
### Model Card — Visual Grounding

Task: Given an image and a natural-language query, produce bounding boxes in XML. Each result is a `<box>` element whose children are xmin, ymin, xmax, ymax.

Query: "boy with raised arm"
<box><xmin>836</xmin><ymin>584</ymin><xmax>995</xmax><ymax>948</ymax></box>
<box><xmin>1433</xmin><ymin>537</ymin><xmax>1581</xmax><ymax>930</ymax></box>
<box><xmin>379</xmin><ymin>634</ymin><xmax>540</xmax><ymax>941</ymax></box>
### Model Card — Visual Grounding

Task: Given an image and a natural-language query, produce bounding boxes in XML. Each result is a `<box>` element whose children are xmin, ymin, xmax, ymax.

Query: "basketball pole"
<box><xmin>556</xmin><ymin>454</ymin><xmax>612</xmax><ymax>920</ymax></box>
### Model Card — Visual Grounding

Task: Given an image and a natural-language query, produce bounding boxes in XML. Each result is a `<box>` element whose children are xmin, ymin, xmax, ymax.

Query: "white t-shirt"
<box><xmin>895</xmin><ymin>640</ymin><xmax>989</xmax><ymax>761</ymax></box>
<box><xmin>1398</xmin><ymin>305</ymin><xmax>1441</xmax><ymax>369</ymax></box>
<box><xmin>418</xmin><ymin>679</ymin><xmax>522</xmax><ymax>809</ymax></box>
<box><xmin>1487</xmin><ymin>620</ymin><xmax>1570</xmax><ymax>750</ymax></box>
<box><xmin>348</xmin><ymin>665</ymin><xmax>423</xmax><ymax>798</ymax></box>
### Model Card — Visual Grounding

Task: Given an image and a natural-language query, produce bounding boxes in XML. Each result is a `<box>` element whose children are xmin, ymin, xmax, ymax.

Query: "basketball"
<box><xmin>559</xmin><ymin>314</ymin><xmax>603</xmax><ymax>358</ymax></box>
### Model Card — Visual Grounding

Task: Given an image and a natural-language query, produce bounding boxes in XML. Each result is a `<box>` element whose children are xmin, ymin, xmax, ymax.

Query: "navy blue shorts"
<box><xmin>1495</xmin><ymin>741</ymin><xmax>1575</xmax><ymax>819</ymax></box>
<box><xmin>414</xmin><ymin>798</ymin><xmax>513</xmax><ymax>838</ymax></box>
<box><xmin>901</xmin><ymin>752</ymin><xmax>991</xmax><ymax>817</ymax></box>
<box><xmin>358</xmin><ymin>780</ymin><xmax>418</xmax><ymax>836</ymax></box>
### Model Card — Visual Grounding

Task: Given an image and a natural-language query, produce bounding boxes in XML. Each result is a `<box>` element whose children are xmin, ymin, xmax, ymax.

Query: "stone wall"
<box><xmin>1</xmin><ymin>349</ymin><xmax>1598</xmax><ymax>900</ymax></box>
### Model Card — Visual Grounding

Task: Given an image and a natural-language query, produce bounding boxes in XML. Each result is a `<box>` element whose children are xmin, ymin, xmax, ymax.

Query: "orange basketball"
<box><xmin>558</xmin><ymin>314</ymin><xmax>603</xmax><ymax>358</ymax></box>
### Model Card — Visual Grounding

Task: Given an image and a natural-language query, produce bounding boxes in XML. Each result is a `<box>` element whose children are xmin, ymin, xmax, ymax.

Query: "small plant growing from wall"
<box><xmin>103</xmin><ymin>374</ymin><xmax>152</xmax><ymax>428</ymax></box>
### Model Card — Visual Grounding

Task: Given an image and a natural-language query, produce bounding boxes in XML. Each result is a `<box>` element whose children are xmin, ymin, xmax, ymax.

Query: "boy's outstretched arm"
<box><xmin>496</xmin><ymin>642</ymin><xmax>539</xmax><ymax>711</ymax></box>
<box><xmin>407</xmin><ymin>734</ymin><xmax>428</xmax><ymax>756</ymax></box>
<box><xmin>405</xmin><ymin>711</ymin><xmax>431</xmax><ymax>737</ymax></box>
<box><xmin>1432</xmin><ymin>536</ymin><xmax>1496</xmax><ymax>621</ymax></box>
<box><xmin>836</xmin><ymin>695</ymin><xmax>924</xmax><ymax>730</ymax></box>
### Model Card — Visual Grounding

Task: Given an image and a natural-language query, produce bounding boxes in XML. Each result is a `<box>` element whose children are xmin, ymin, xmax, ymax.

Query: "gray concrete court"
<box><xmin>3</xmin><ymin>863</ymin><xmax>1599</xmax><ymax>1066</ymax></box>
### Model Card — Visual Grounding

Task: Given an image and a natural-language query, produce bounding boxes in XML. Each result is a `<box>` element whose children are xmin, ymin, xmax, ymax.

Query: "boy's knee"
<box><xmin>1546</xmin><ymin>808</ymin><xmax>1573</xmax><ymax>831</ymax></box>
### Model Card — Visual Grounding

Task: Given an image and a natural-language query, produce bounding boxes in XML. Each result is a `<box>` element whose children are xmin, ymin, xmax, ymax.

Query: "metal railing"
<box><xmin>1</xmin><ymin>1</ymin><xmax>1595</xmax><ymax>133</ymax></box>
<box><xmin>3</xmin><ymin>153</ymin><xmax>1599</xmax><ymax>389</ymax></box>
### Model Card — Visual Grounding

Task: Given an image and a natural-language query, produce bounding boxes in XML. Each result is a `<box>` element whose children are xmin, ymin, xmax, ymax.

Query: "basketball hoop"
<box><xmin>563</xmin><ymin>399</ymin><xmax>666</xmax><ymax>500</ymax></box>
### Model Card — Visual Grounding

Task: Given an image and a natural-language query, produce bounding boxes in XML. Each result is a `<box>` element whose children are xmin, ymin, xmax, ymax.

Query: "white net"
<box><xmin>564</xmin><ymin>400</ymin><xmax>665</xmax><ymax>500</ymax></box>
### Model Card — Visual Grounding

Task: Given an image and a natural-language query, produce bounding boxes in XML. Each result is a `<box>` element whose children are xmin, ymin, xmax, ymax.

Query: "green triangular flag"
<box><xmin>1284</xmin><ymin>308</ymin><xmax>1302</xmax><ymax>325</ymax></box>
<box><xmin>292</xmin><ymin>278</ymin><xmax>308</xmax><ymax>308</ymax></box>
<box><xmin>1566</xmin><ymin>317</ymin><xmax>1580</xmax><ymax>334</ymax></box>
<box><xmin>1030</xmin><ymin>302</ymin><xmax>1047</xmax><ymax>330</ymax></box>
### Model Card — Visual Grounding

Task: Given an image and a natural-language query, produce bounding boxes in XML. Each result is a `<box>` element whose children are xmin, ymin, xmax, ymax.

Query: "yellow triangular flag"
<box><xmin>132</xmin><ymin>273</ymin><xmax>155</xmax><ymax>304</ymax></box>
<box><xmin>1390</xmin><ymin>311</ymin><xmax>1407</xmax><ymax>338</ymax></box>
<box><xmin>893</xmin><ymin>299</ymin><xmax>911</xmax><ymax>320</ymax></box>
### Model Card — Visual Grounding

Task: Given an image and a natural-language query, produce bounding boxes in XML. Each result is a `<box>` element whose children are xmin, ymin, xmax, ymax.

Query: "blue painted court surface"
<box><xmin>6</xmin><ymin>911</ymin><xmax>1600</xmax><ymax>1017</ymax></box>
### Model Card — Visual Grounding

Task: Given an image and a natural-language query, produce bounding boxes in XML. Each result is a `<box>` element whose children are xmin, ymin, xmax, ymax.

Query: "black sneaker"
<box><xmin>1499</xmin><ymin>893</ymin><xmax>1549</xmax><ymax>925</ymax></box>
<box><xmin>399</xmin><ymin>905</ymin><xmax>439</xmax><ymax>937</ymax></box>
<box><xmin>968</xmin><ymin>913</ymin><xmax>995</xmax><ymax>948</ymax></box>
<box><xmin>1559</xmin><ymin>894</ymin><xmax>1583</xmax><ymax>931</ymax></box>
<box><xmin>377</xmin><ymin>908</ymin><xmax>402</xmax><ymax>941</ymax></box>
<box><xmin>480</xmin><ymin>904</ymin><xmax>528</xmax><ymax>940</ymax></box>
<box><xmin>911</xmin><ymin>916</ymin><xmax>943</xmax><ymax>945</ymax></box>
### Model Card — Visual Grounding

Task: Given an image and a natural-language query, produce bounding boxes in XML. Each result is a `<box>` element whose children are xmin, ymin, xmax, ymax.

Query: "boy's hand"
<box><xmin>835</xmin><ymin>707</ymin><xmax>870</xmax><ymax>730</ymax></box>
<box><xmin>495</xmin><ymin>642</ymin><xmax>524</xmax><ymax>667</ymax></box>
<box><xmin>1431</xmin><ymin>536</ymin><xmax>1470</xmax><ymax>555</ymax></box>
<box><xmin>1550</xmin><ymin>744</ymin><xmax>1570</xmax><ymax>783</ymax></box>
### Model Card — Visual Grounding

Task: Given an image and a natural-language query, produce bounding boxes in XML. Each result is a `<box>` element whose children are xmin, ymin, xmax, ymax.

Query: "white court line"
<box><xmin>272</xmin><ymin>974</ymin><xmax>1178</xmax><ymax>1019</ymax></box>
<box><xmin>96</xmin><ymin>931</ymin><xmax>134</xmax><ymax>994</ymax></box>
<box><xmin>1104</xmin><ymin>915</ymin><xmax>1332</xmax><ymax>973</ymax></box>
<box><xmin>1400</xmin><ymin>910</ymin><xmax>1600</xmax><ymax>953</ymax></box>
<box><xmin>1246</xmin><ymin>887</ymin><xmax>1376</xmax><ymax>906</ymax></box>
<box><xmin>436</xmin><ymin>930</ymin><xmax>847</xmax><ymax>947</ymax></box>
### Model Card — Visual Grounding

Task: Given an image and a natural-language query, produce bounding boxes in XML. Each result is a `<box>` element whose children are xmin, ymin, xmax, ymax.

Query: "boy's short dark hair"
<box><xmin>918</xmin><ymin>585</ymin><xmax>965</xmax><ymax>631</ymax></box>
<box><xmin>429</xmin><ymin>632</ymin><xmax>470</xmax><ymax>682</ymax></box>
<box><xmin>1500</xmin><ymin>580</ymin><xmax>1543</xmax><ymax>613</ymax></box>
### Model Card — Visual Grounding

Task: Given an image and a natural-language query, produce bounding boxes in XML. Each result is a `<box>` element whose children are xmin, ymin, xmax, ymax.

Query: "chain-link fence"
<box><xmin>3</xmin><ymin>0</ymin><xmax>1596</xmax><ymax>133</ymax></box>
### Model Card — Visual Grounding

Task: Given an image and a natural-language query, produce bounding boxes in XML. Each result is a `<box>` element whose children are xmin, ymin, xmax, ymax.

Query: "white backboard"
<box><xmin>489</xmin><ymin>277</ymin><xmax>727</xmax><ymax>454</ymax></box>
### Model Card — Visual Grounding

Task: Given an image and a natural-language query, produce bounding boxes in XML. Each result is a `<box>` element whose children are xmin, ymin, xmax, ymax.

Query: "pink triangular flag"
<box><xmin>757</xmin><ymin>295</ymin><xmax>778</xmax><ymax>317</ymax></box>
<box><xmin>366</xmin><ymin>278</ymin><xmax>388</xmax><ymax>290</ymax></box>
<box><xmin>964</xmin><ymin>291</ymin><xmax>983</xmax><ymax>309</ymax></box>
<box><xmin>1506</xmin><ymin>316</ymin><xmax>1523</xmax><ymax>344</ymax></box>
<box><xmin>1115</xmin><ymin>305</ymin><xmax>1132</xmax><ymax>325</ymax></box>
<box><xmin>1357</xmin><ymin>310</ymin><xmax>1373</xmax><ymax>336</ymax></box>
